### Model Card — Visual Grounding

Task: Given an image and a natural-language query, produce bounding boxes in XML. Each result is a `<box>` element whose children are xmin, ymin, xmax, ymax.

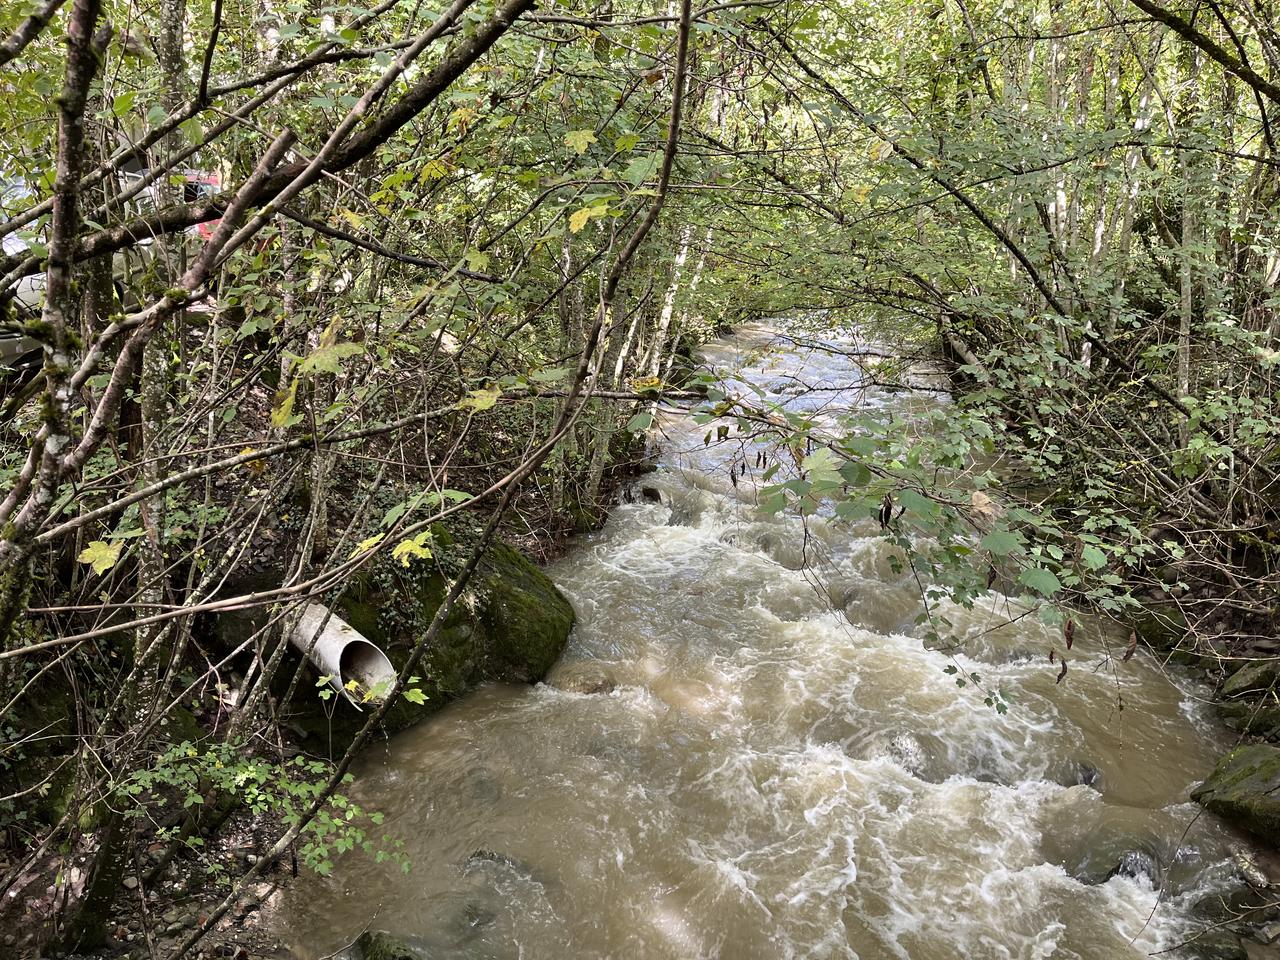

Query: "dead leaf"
<box><xmin>1122</xmin><ymin>630</ymin><xmax>1138</xmax><ymax>663</ymax></box>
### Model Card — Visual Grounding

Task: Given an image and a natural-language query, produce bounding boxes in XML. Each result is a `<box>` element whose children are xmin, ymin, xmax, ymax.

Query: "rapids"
<box><xmin>273</xmin><ymin>325</ymin><xmax>1249</xmax><ymax>960</ymax></box>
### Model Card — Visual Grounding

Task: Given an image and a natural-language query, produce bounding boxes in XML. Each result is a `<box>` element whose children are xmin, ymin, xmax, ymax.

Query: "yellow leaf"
<box><xmin>460</xmin><ymin>384</ymin><xmax>501</xmax><ymax>411</ymax></box>
<box><xmin>420</xmin><ymin>158</ymin><xmax>448</xmax><ymax>182</ymax></box>
<box><xmin>391</xmin><ymin>531</ymin><xmax>434</xmax><ymax>567</ymax></box>
<box><xmin>338</xmin><ymin>208</ymin><xmax>363</xmax><ymax>230</ymax></box>
<box><xmin>78</xmin><ymin>540</ymin><xmax>123</xmax><ymax>575</ymax></box>
<box><xmin>349</xmin><ymin>533</ymin><xmax>385</xmax><ymax>559</ymax></box>
<box><xmin>569</xmin><ymin>203</ymin><xmax>607</xmax><ymax>233</ymax></box>
<box><xmin>564</xmin><ymin>129</ymin><xmax>597</xmax><ymax>154</ymax></box>
<box><xmin>448</xmin><ymin>106</ymin><xmax>476</xmax><ymax>133</ymax></box>
<box><xmin>271</xmin><ymin>381</ymin><xmax>298</xmax><ymax>429</ymax></box>
<box><xmin>240</xmin><ymin>447</ymin><xmax>266</xmax><ymax>475</ymax></box>
<box><xmin>868</xmin><ymin>139</ymin><xmax>893</xmax><ymax>161</ymax></box>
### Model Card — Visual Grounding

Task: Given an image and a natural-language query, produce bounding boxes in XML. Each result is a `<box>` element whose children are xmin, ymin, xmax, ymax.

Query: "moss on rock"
<box><xmin>1191</xmin><ymin>744</ymin><xmax>1280</xmax><ymax>844</ymax></box>
<box><xmin>283</xmin><ymin>534</ymin><xmax>574</xmax><ymax>753</ymax></box>
<box><xmin>1222</xmin><ymin>660</ymin><xmax>1280</xmax><ymax>699</ymax></box>
<box><xmin>357</xmin><ymin>930</ymin><xmax>429</xmax><ymax>960</ymax></box>
<box><xmin>1216</xmin><ymin>701</ymin><xmax>1280</xmax><ymax>740</ymax></box>
<box><xmin>1131</xmin><ymin>600</ymin><xmax>1188</xmax><ymax>651</ymax></box>
<box><xmin>477</xmin><ymin>542</ymin><xmax>575</xmax><ymax>681</ymax></box>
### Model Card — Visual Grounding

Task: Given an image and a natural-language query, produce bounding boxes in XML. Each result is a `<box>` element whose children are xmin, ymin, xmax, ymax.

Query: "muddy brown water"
<box><xmin>273</xmin><ymin>325</ymin><xmax>1248</xmax><ymax>959</ymax></box>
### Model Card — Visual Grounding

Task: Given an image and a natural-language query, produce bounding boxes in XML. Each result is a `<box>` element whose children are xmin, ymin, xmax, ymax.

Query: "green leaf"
<box><xmin>296</xmin><ymin>341</ymin><xmax>363</xmax><ymax>376</ymax></box>
<box><xmin>529</xmin><ymin>366</ymin><xmax>571</xmax><ymax>383</ymax></box>
<box><xmin>77</xmin><ymin>540</ymin><xmax>123</xmax><ymax>575</ymax></box>
<box><xmin>801</xmin><ymin>447</ymin><xmax>841</xmax><ymax>480</ymax></box>
<box><xmin>626</xmin><ymin>412</ymin><xmax>653</xmax><ymax>432</ymax></box>
<box><xmin>980</xmin><ymin>529</ymin><xmax>1023</xmax><ymax>557</ymax></box>
<box><xmin>1080</xmin><ymin>545</ymin><xmax>1107</xmax><ymax>571</ymax></box>
<box><xmin>897</xmin><ymin>488</ymin><xmax>939</xmax><ymax>518</ymax></box>
<box><xmin>179</xmin><ymin>116</ymin><xmax>203</xmax><ymax>145</ymax></box>
<box><xmin>112</xmin><ymin>91</ymin><xmax>137</xmax><ymax>118</ymax></box>
<box><xmin>622</xmin><ymin>153</ymin><xmax>660</xmax><ymax>186</ymax></box>
<box><xmin>1017</xmin><ymin>566</ymin><xmax>1062</xmax><ymax>597</ymax></box>
<box><xmin>402</xmin><ymin>688</ymin><xmax>427</xmax><ymax>705</ymax></box>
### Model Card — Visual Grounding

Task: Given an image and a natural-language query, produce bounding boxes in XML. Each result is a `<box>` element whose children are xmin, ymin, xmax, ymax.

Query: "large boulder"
<box><xmin>1130</xmin><ymin>599</ymin><xmax>1188</xmax><ymax>651</ymax></box>
<box><xmin>220</xmin><ymin>531</ymin><xmax>575</xmax><ymax>753</ymax></box>
<box><xmin>1192</xmin><ymin>745</ymin><xmax>1280</xmax><ymax>844</ymax></box>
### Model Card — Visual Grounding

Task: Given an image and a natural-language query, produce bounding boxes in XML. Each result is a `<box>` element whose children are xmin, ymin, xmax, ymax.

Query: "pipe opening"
<box><xmin>338</xmin><ymin>639</ymin><xmax>396</xmax><ymax>705</ymax></box>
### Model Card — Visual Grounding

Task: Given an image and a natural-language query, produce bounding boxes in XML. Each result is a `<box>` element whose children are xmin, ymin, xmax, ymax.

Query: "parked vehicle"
<box><xmin>178</xmin><ymin>169</ymin><xmax>222</xmax><ymax>240</ymax></box>
<box><xmin>1</xmin><ymin>171</ymin><xmax>160</xmax><ymax>374</ymax></box>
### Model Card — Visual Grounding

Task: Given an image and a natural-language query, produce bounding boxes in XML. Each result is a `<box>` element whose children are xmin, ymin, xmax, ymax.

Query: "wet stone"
<box><xmin>1056</xmin><ymin>761</ymin><xmax>1103</xmax><ymax>791</ymax></box>
<box><xmin>1182</xmin><ymin>933</ymin><xmax>1249</xmax><ymax>960</ymax></box>
<box><xmin>356</xmin><ymin>930</ymin><xmax>430</xmax><ymax>960</ymax></box>
<box><xmin>552</xmin><ymin>672</ymin><xmax>617</xmax><ymax>696</ymax></box>
<box><xmin>1104</xmin><ymin>850</ymin><xmax>1161</xmax><ymax>888</ymax></box>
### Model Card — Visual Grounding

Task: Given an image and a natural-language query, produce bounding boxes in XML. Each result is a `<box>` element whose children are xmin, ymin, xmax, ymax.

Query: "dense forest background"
<box><xmin>2</xmin><ymin>0</ymin><xmax>1280</xmax><ymax>954</ymax></box>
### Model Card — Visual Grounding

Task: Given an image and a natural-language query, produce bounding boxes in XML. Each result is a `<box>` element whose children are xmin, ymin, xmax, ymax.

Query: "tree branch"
<box><xmin>1126</xmin><ymin>0</ymin><xmax>1280</xmax><ymax>106</ymax></box>
<box><xmin>0</xmin><ymin>0</ymin><xmax>66</xmax><ymax>69</ymax></box>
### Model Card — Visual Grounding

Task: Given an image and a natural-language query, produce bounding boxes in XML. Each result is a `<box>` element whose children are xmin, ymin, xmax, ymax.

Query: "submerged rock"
<box><xmin>1192</xmin><ymin>745</ymin><xmax>1280</xmax><ymax>844</ymax></box>
<box><xmin>357</xmin><ymin>930</ymin><xmax>430</xmax><ymax>960</ymax></box>
<box><xmin>863</xmin><ymin>732</ymin><xmax>937</xmax><ymax>781</ymax></box>
<box><xmin>1104</xmin><ymin>850</ymin><xmax>1160</xmax><ymax>888</ymax></box>
<box><xmin>549</xmin><ymin>666</ymin><xmax>617</xmax><ymax>695</ymax></box>
<box><xmin>464</xmin><ymin>848</ymin><xmax>539</xmax><ymax>883</ymax></box>
<box><xmin>1069</xmin><ymin>762</ymin><xmax>1103</xmax><ymax>790</ymax></box>
<box><xmin>1068</xmin><ymin>835</ymin><xmax>1164</xmax><ymax>889</ymax></box>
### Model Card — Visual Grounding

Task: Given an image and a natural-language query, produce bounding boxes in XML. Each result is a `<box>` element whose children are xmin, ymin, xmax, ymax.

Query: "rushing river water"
<box><xmin>276</xmin><ymin>325</ymin><xmax>1252</xmax><ymax>959</ymax></box>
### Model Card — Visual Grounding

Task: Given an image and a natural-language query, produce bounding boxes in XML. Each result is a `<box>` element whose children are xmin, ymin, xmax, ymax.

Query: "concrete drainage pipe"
<box><xmin>290</xmin><ymin>602</ymin><xmax>396</xmax><ymax>708</ymax></box>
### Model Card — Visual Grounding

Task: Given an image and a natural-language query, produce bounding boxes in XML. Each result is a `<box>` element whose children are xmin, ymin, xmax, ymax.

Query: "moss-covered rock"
<box><xmin>1191</xmin><ymin>744</ymin><xmax>1280</xmax><ymax>844</ymax></box>
<box><xmin>1131</xmin><ymin>599</ymin><xmax>1188</xmax><ymax>651</ymax></box>
<box><xmin>1182</xmin><ymin>935</ymin><xmax>1249</xmax><ymax>960</ymax></box>
<box><xmin>282</xmin><ymin>535</ymin><xmax>574</xmax><ymax>753</ymax></box>
<box><xmin>357</xmin><ymin>929</ymin><xmax>430</xmax><ymax>960</ymax></box>
<box><xmin>1222</xmin><ymin>660</ymin><xmax>1280</xmax><ymax>699</ymax></box>
<box><xmin>478</xmin><ymin>542</ymin><xmax>576</xmax><ymax>681</ymax></box>
<box><xmin>1216</xmin><ymin>701</ymin><xmax>1280</xmax><ymax>740</ymax></box>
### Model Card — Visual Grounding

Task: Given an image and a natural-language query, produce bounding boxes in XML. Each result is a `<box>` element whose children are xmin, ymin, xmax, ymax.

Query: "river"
<box><xmin>274</xmin><ymin>324</ymin><xmax>1250</xmax><ymax>959</ymax></box>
